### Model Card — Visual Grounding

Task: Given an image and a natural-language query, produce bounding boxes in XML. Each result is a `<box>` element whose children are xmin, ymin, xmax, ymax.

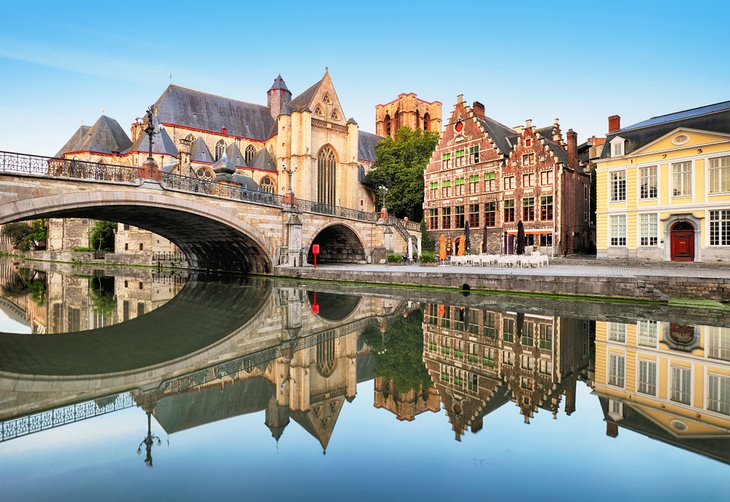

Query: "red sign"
<box><xmin>312</xmin><ymin>244</ymin><xmax>320</xmax><ymax>269</ymax></box>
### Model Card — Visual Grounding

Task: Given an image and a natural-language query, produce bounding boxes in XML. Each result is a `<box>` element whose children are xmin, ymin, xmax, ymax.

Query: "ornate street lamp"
<box><xmin>137</xmin><ymin>411</ymin><xmax>162</xmax><ymax>467</ymax></box>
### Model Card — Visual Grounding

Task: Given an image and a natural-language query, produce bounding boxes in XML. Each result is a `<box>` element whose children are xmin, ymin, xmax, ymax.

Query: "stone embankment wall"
<box><xmin>275</xmin><ymin>268</ymin><xmax>730</xmax><ymax>302</ymax></box>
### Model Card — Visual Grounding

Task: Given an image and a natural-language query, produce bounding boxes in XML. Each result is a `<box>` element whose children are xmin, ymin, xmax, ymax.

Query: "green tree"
<box><xmin>420</xmin><ymin>219</ymin><xmax>435</xmax><ymax>252</ymax></box>
<box><xmin>364</xmin><ymin>127</ymin><xmax>439</xmax><ymax>222</ymax></box>
<box><xmin>1</xmin><ymin>219</ymin><xmax>47</xmax><ymax>251</ymax></box>
<box><xmin>89</xmin><ymin>221</ymin><xmax>117</xmax><ymax>252</ymax></box>
<box><xmin>369</xmin><ymin>309</ymin><xmax>432</xmax><ymax>393</ymax></box>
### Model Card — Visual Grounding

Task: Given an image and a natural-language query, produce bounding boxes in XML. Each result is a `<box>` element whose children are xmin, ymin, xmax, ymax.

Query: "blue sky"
<box><xmin>1</xmin><ymin>0</ymin><xmax>728</xmax><ymax>156</ymax></box>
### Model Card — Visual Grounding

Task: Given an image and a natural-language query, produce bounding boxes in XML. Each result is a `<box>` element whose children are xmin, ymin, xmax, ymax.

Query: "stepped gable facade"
<box><xmin>424</xmin><ymin>95</ymin><xmax>591</xmax><ymax>255</ymax></box>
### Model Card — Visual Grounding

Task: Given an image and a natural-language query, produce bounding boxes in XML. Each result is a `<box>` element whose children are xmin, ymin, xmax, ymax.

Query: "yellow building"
<box><xmin>595</xmin><ymin>101</ymin><xmax>730</xmax><ymax>262</ymax></box>
<box><xmin>594</xmin><ymin>319</ymin><xmax>730</xmax><ymax>462</ymax></box>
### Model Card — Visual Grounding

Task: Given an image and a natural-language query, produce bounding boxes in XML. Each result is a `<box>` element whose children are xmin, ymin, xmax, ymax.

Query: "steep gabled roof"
<box><xmin>478</xmin><ymin>116</ymin><xmax>519</xmax><ymax>157</ymax></box>
<box><xmin>249</xmin><ymin>148</ymin><xmax>276</xmax><ymax>172</ymax></box>
<box><xmin>226</xmin><ymin>142</ymin><xmax>246</xmax><ymax>168</ymax></box>
<box><xmin>288</xmin><ymin>77</ymin><xmax>324</xmax><ymax>110</ymax></box>
<box><xmin>55</xmin><ymin>125</ymin><xmax>91</xmax><ymax>157</ymax></box>
<box><xmin>358</xmin><ymin>131</ymin><xmax>383</xmax><ymax>162</ymax></box>
<box><xmin>601</xmin><ymin>100</ymin><xmax>730</xmax><ymax>159</ymax></box>
<box><xmin>154</xmin><ymin>84</ymin><xmax>276</xmax><ymax>140</ymax></box>
<box><xmin>541</xmin><ymin>136</ymin><xmax>568</xmax><ymax>165</ymax></box>
<box><xmin>268</xmin><ymin>74</ymin><xmax>291</xmax><ymax>93</ymax></box>
<box><xmin>126</xmin><ymin>125</ymin><xmax>178</xmax><ymax>156</ymax></box>
<box><xmin>58</xmin><ymin>116</ymin><xmax>132</xmax><ymax>156</ymax></box>
<box><xmin>190</xmin><ymin>136</ymin><xmax>212</xmax><ymax>163</ymax></box>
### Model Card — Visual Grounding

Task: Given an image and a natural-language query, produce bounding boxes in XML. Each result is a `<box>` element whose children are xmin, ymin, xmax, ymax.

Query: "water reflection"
<box><xmin>0</xmin><ymin>262</ymin><xmax>729</xmax><ymax>480</ymax></box>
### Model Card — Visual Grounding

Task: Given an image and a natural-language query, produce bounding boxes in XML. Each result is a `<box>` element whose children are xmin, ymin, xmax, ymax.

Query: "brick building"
<box><xmin>424</xmin><ymin>95</ymin><xmax>591</xmax><ymax>255</ymax></box>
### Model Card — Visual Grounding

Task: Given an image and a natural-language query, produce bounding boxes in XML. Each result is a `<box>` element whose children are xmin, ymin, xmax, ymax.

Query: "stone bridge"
<box><xmin>0</xmin><ymin>151</ymin><xmax>421</xmax><ymax>273</ymax></box>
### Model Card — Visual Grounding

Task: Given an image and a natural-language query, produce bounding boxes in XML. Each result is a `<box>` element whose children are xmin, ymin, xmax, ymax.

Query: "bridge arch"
<box><xmin>307</xmin><ymin>222</ymin><xmax>366</xmax><ymax>264</ymax></box>
<box><xmin>0</xmin><ymin>189</ymin><xmax>274</xmax><ymax>273</ymax></box>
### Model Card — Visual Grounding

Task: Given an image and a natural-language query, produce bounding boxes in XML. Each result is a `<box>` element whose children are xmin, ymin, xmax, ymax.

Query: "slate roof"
<box><xmin>211</xmin><ymin>153</ymin><xmax>236</xmax><ymax>174</ymax></box>
<box><xmin>55</xmin><ymin>125</ymin><xmax>91</xmax><ymax>157</ymax></box>
<box><xmin>478</xmin><ymin>116</ymin><xmax>519</xmax><ymax>157</ymax></box>
<box><xmin>542</xmin><ymin>136</ymin><xmax>568</xmax><ymax>165</ymax></box>
<box><xmin>249</xmin><ymin>148</ymin><xmax>277</xmax><ymax>172</ymax></box>
<box><xmin>154</xmin><ymin>84</ymin><xmax>276</xmax><ymax>140</ymax></box>
<box><xmin>190</xmin><ymin>136</ymin><xmax>212</xmax><ymax>163</ymax></box>
<box><xmin>226</xmin><ymin>142</ymin><xmax>246</xmax><ymax>168</ymax></box>
<box><xmin>268</xmin><ymin>74</ymin><xmax>291</xmax><ymax>93</ymax></box>
<box><xmin>358</xmin><ymin>131</ymin><xmax>383</xmax><ymax>162</ymax></box>
<box><xmin>125</xmin><ymin>125</ymin><xmax>178</xmax><ymax>156</ymax></box>
<box><xmin>601</xmin><ymin>100</ymin><xmax>730</xmax><ymax>159</ymax></box>
<box><xmin>288</xmin><ymin>77</ymin><xmax>323</xmax><ymax>110</ymax></box>
<box><xmin>215</xmin><ymin>173</ymin><xmax>261</xmax><ymax>190</ymax></box>
<box><xmin>56</xmin><ymin>116</ymin><xmax>132</xmax><ymax>157</ymax></box>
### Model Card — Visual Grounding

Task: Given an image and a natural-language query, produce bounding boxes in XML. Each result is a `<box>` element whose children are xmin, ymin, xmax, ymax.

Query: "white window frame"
<box><xmin>608</xmin><ymin>353</ymin><xmax>625</xmax><ymax>388</ymax></box>
<box><xmin>708</xmin><ymin>373</ymin><xmax>730</xmax><ymax>416</ymax></box>
<box><xmin>609</xmin><ymin>214</ymin><xmax>627</xmax><ymax>247</ymax></box>
<box><xmin>670</xmin><ymin>365</ymin><xmax>692</xmax><ymax>405</ymax></box>
<box><xmin>637</xmin><ymin>320</ymin><xmax>659</xmax><ymax>348</ymax></box>
<box><xmin>670</xmin><ymin>160</ymin><xmax>693</xmax><ymax>198</ymax></box>
<box><xmin>708</xmin><ymin>155</ymin><xmax>730</xmax><ymax>195</ymax></box>
<box><xmin>608</xmin><ymin>322</ymin><xmax>627</xmax><ymax>343</ymax></box>
<box><xmin>709</xmin><ymin>209</ymin><xmax>730</xmax><ymax>247</ymax></box>
<box><xmin>610</xmin><ymin>169</ymin><xmax>627</xmax><ymax>203</ymax></box>
<box><xmin>638</xmin><ymin>164</ymin><xmax>658</xmax><ymax>201</ymax></box>
<box><xmin>637</xmin><ymin>359</ymin><xmax>657</xmax><ymax>396</ymax></box>
<box><xmin>707</xmin><ymin>326</ymin><xmax>730</xmax><ymax>361</ymax></box>
<box><xmin>610</xmin><ymin>137</ymin><xmax>626</xmax><ymax>158</ymax></box>
<box><xmin>638</xmin><ymin>213</ymin><xmax>659</xmax><ymax>247</ymax></box>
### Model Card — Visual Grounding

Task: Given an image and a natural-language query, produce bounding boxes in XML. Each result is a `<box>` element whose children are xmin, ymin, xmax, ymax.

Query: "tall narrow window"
<box><xmin>639</xmin><ymin>165</ymin><xmax>658</xmax><ymax>199</ymax></box>
<box><xmin>672</xmin><ymin>161</ymin><xmax>692</xmax><ymax>197</ymax></box>
<box><xmin>484</xmin><ymin>172</ymin><xmax>496</xmax><ymax>191</ymax></box>
<box><xmin>709</xmin><ymin>156</ymin><xmax>730</xmax><ymax>194</ymax></box>
<box><xmin>454</xmin><ymin>149</ymin><xmax>465</xmax><ymax>167</ymax></box>
<box><xmin>484</xmin><ymin>202</ymin><xmax>497</xmax><ymax>227</ymax></box>
<box><xmin>522</xmin><ymin>197</ymin><xmax>535</xmax><ymax>221</ymax></box>
<box><xmin>540</xmin><ymin>196</ymin><xmax>553</xmax><ymax>221</ymax></box>
<box><xmin>637</xmin><ymin>320</ymin><xmax>658</xmax><ymax>347</ymax></box>
<box><xmin>454</xmin><ymin>177</ymin><xmax>465</xmax><ymax>196</ymax></box>
<box><xmin>708</xmin><ymin>374</ymin><xmax>730</xmax><ymax>415</ymax></box>
<box><xmin>245</xmin><ymin>145</ymin><xmax>256</xmax><ymax>164</ymax></box>
<box><xmin>429</xmin><ymin>208</ymin><xmax>439</xmax><ymax>230</ymax></box>
<box><xmin>610</xmin><ymin>170</ymin><xmax>626</xmax><ymax>202</ymax></box>
<box><xmin>638</xmin><ymin>360</ymin><xmax>657</xmax><ymax>396</ymax></box>
<box><xmin>317</xmin><ymin>146</ymin><xmax>337</xmax><ymax>205</ymax></box>
<box><xmin>260</xmin><ymin>177</ymin><xmax>275</xmax><ymax>193</ymax></box>
<box><xmin>639</xmin><ymin>213</ymin><xmax>658</xmax><ymax>246</ymax></box>
<box><xmin>429</xmin><ymin>181</ymin><xmax>438</xmax><ymax>199</ymax></box>
<box><xmin>468</xmin><ymin>174</ymin><xmax>480</xmax><ymax>193</ymax></box>
<box><xmin>441</xmin><ymin>207</ymin><xmax>451</xmax><ymax>229</ymax></box>
<box><xmin>671</xmin><ymin>366</ymin><xmax>691</xmax><ymax>404</ymax></box>
<box><xmin>540</xmin><ymin>170</ymin><xmax>553</xmax><ymax>185</ymax></box>
<box><xmin>710</xmin><ymin>209</ymin><xmax>730</xmax><ymax>246</ymax></box>
<box><xmin>610</xmin><ymin>215</ymin><xmax>627</xmax><ymax>246</ymax></box>
<box><xmin>385</xmin><ymin>114</ymin><xmax>392</xmax><ymax>137</ymax></box>
<box><xmin>441</xmin><ymin>179</ymin><xmax>451</xmax><ymax>198</ymax></box>
<box><xmin>441</xmin><ymin>152</ymin><xmax>452</xmax><ymax>169</ymax></box>
<box><xmin>608</xmin><ymin>322</ymin><xmax>626</xmax><ymax>343</ymax></box>
<box><xmin>608</xmin><ymin>354</ymin><xmax>625</xmax><ymax>388</ymax></box>
<box><xmin>423</xmin><ymin>113</ymin><xmax>430</xmax><ymax>131</ymax></box>
<box><xmin>469</xmin><ymin>145</ymin><xmax>480</xmax><ymax>164</ymax></box>
<box><xmin>469</xmin><ymin>204</ymin><xmax>480</xmax><ymax>227</ymax></box>
<box><xmin>215</xmin><ymin>140</ymin><xmax>226</xmax><ymax>161</ymax></box>
<box><xmin>504</xmin><ymin>199</ymin><xmax>515</xmax><ymax>223</ymax></box>
<box><xmin>455</xmin><ymin>206</ymin><xmax>465</xmax><ymax>228</ymax></box>
<box><xmin>522</xmin><ymin>172</ymin><xmax>535</xmax><ymax>188</ymax></box>
<box><xmin>316</xmin><ymin>332</ymin><xmax>336</xmax><ymax>378</ymax></box>
<box><xmin>708</xmin><ymin>327</ymin><xmax>730</xmax><ymax>361</ymax></box>
<box><xmin>504</xmin><ymin>176</ymin><xmax>515</xmax><ymax>190</ymax></box>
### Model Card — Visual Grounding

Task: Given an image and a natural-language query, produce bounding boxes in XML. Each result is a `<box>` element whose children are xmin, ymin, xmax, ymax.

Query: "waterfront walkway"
<box><xmin>276</xmin><ymin>258</ymin><xmax>730</xmax><ymax>302</ymax></box>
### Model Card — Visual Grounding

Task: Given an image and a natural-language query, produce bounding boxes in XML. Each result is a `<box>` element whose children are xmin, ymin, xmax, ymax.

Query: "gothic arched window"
<box><xmin>423</xmin><ymin>113</ymin><xmax>431</xmax><ymax>131</ymax></box>
<box><xmin>316</xmin><ymin>332</ymin><xmax>336</xmax><ymax>378</ymax></box>
<box><xmin>317</xmin><ymin>145</ymin><xmax>337</xmax><ymax>205</ymax></box>
<box><xmin>323</xmin><ymin>93</ymin><xmax>332</xmax><ymax>104</ymax></box>
<box><xmin>384</xmin><ymin>114</ymin><xmax>391</xmax><ymax>137</ymax></box>
<box><xmin>214</xmin><ymin>140</ymin><xmax>226</xmax><ymax>161</ymax></box>
<box><xmin>260</xmin><ymin>176</ymin><xmax>275</xmax><ymax>193</ymax></box>
<box><xmin>185</xmin><ymin>133</ymin><xmax>195</xmax><ymax>142</ymax></box>
<box><xmin>245</xmin><ymin>145</ymin><xmax>256</xmax><ymax>164</ymax></box>
<box><xmin>330</xmin><ymin>109</ymin><xmax>339</xmax><ymax>121</ymax></box>
<box><xmin>314</xmin><ymin>105</ymin><xmax>324</xmax><ymax>116</ymax></box>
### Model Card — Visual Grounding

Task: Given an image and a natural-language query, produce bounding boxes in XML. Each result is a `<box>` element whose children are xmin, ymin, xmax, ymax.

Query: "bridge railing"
<box><xmin>160</xmin><ymin>172</ymin><xmax>285</xmax><ymax>208</ymax></box>
<box><xmin>296</xmin><ymin>198</ymin><xmax>378</xmax><ymax>222</ymax></box>
<box><xmin>0</xmin><ymin>150</ymin><xmax>139</xmax><ymax>183</ymax></box>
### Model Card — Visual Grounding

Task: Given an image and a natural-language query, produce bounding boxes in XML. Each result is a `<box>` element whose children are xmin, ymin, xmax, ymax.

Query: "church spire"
<box><xmin>268</xmin><ymin>74</ymin><xmax>292</xmax><ymax>119</ymax></box>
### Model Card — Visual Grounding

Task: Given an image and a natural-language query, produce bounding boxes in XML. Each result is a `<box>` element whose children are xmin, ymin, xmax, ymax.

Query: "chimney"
<box><xmin>567</xmin><ymin>129</ymin><xmax>578</xmax><ymax>168</ymax></box>
<box><xmin>608</xmin><ymin>115</ymin><xmax>621</xmax><ymax>133</ymax></box>
<box><xmin>456</xmin><ymin>94</ymin><xmax>463</xmax><ymax>104</ymax></box>
<box><xmin>606</xmin><ymin>422</ymin><xmax>619</xmax><ymax>438</ymax></box>
<box><xmin>472</xmin><ymin>101</ymin><xmax>485</xmax><ymax>119</ymax></box>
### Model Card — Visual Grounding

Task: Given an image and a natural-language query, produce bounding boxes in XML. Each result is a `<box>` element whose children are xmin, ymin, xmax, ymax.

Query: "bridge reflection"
<box><xmin>0</xmin><ymin>265</ymin><xmax>729</xmax><ymax>466</ymax></box>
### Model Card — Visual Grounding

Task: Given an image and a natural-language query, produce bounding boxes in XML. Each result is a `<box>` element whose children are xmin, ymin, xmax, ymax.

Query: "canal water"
<box><xmin>0</xmin><ymin>261</ymin><xmax>728</xmax><ymax>500</ymax></box>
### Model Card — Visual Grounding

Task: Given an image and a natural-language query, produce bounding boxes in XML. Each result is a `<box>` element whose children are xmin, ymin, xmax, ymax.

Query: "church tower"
<box><xmin>268</xmin><ymin>74</ymin><xmax>292</xmax><ymax>119</ymax></box>
<box><xmin>375</xmin><ymin>93</ymin><xmax>442</xmax><ymax>139</ymax></box>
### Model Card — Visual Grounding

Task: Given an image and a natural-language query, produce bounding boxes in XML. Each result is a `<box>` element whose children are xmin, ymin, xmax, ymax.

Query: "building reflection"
<box><xmin>0</xmin><ymin>263</ymin><xmax>185</xmax><ymax>333</ymax></box>
<box><xmin>594</xmin><ymin>320</ymin><xmax>730</xmax><ymax>463</ymax></box>
<box><xmin>421</xmin><ymin>303</ymin><xmax>591</xmax><ymax>440</ymax></box>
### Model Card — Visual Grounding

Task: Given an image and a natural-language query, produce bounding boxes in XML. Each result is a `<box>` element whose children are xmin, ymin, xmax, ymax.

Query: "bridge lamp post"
<box><xmin>143</xmin><ymin>106</ymin><xmax>156</xmax><ymax>161</ymax></box>
<box><xmin>137</xmin><ymin>411</ymin><xmax>162</xmax><ymax>467</ymax></box>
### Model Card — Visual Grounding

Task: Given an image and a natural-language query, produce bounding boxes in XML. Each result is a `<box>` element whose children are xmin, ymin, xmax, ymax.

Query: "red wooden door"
<box><xmin>671</xmin><ymin>230</ymin><xmax>694</xmax><ymax>261</ymax></box>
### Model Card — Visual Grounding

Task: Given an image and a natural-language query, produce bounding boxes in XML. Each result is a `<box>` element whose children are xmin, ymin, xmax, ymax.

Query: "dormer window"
<box><xmin>330</xmin><ymin>110</ymin><xmax>339</xmax><ymax>120</ymax></box>
<box><xmin>610</xmin><ymin>136</ymin><xmax>626</xmax><ymax>157</ymax></box>
<box><xmin>323</xmin><ymin>93</ymin><xmax>332</xmax><ymax>104</ymax></box>
<box><xmin>314</xmin><ymin>105</ymin><xmax>324</xmax><ymax>116</ymax></box>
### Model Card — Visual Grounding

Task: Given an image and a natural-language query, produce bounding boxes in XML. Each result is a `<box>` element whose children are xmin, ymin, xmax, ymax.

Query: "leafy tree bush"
<box><xmin>420</xmin><ymin>219</ymin><xmax>435</xmax><ymax>252</ymax></box>
<box><xmin>1</xmin><ymin>220</ymin><xmax>47</xmax><ymax>251</ymax></box>
<box><xmin>419</xmin><ymin>251</ymin><xmax>436</xmax><ymax>263</ymax></box>
<box><xmin>89</xmin><ymin>221</ymin><xmax>116</xmax><ymax>252</ymax></box>
<box><xmin>364</xmin><ymin>127</ymin><xmax>439</xmax><ymax>221</ymax></box>
<box><xmin>386</xmin><ymin>253</ymin><xmax>403</xmax><ymax>263</ymax></box>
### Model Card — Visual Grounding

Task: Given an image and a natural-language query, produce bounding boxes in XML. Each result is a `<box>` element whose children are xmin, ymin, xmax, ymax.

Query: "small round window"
<box><xmin>670</xmin><ymin>419</ymin><xmax>688</xmax><ymax>431</ymax></box>
<box><xmin>673</xmin><ymin>134</ymin><xmax>689</xmax><ymax>145</ymax></box>
<box><xmin>454</xmin><ymin>121</ymin><xmax>464</xmax><ymax>133</ymax></box>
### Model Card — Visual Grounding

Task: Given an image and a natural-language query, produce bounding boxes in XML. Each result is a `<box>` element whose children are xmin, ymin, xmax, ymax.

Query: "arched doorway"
<box><xmin>308</xmin><ymin>224</ymin><xmax>366</xmax><ymax>264</ymax></box>
<box><xmin>670</xmin><ymin>221</ymin><xmax>695</xmax><ymax>261</ymax></box>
